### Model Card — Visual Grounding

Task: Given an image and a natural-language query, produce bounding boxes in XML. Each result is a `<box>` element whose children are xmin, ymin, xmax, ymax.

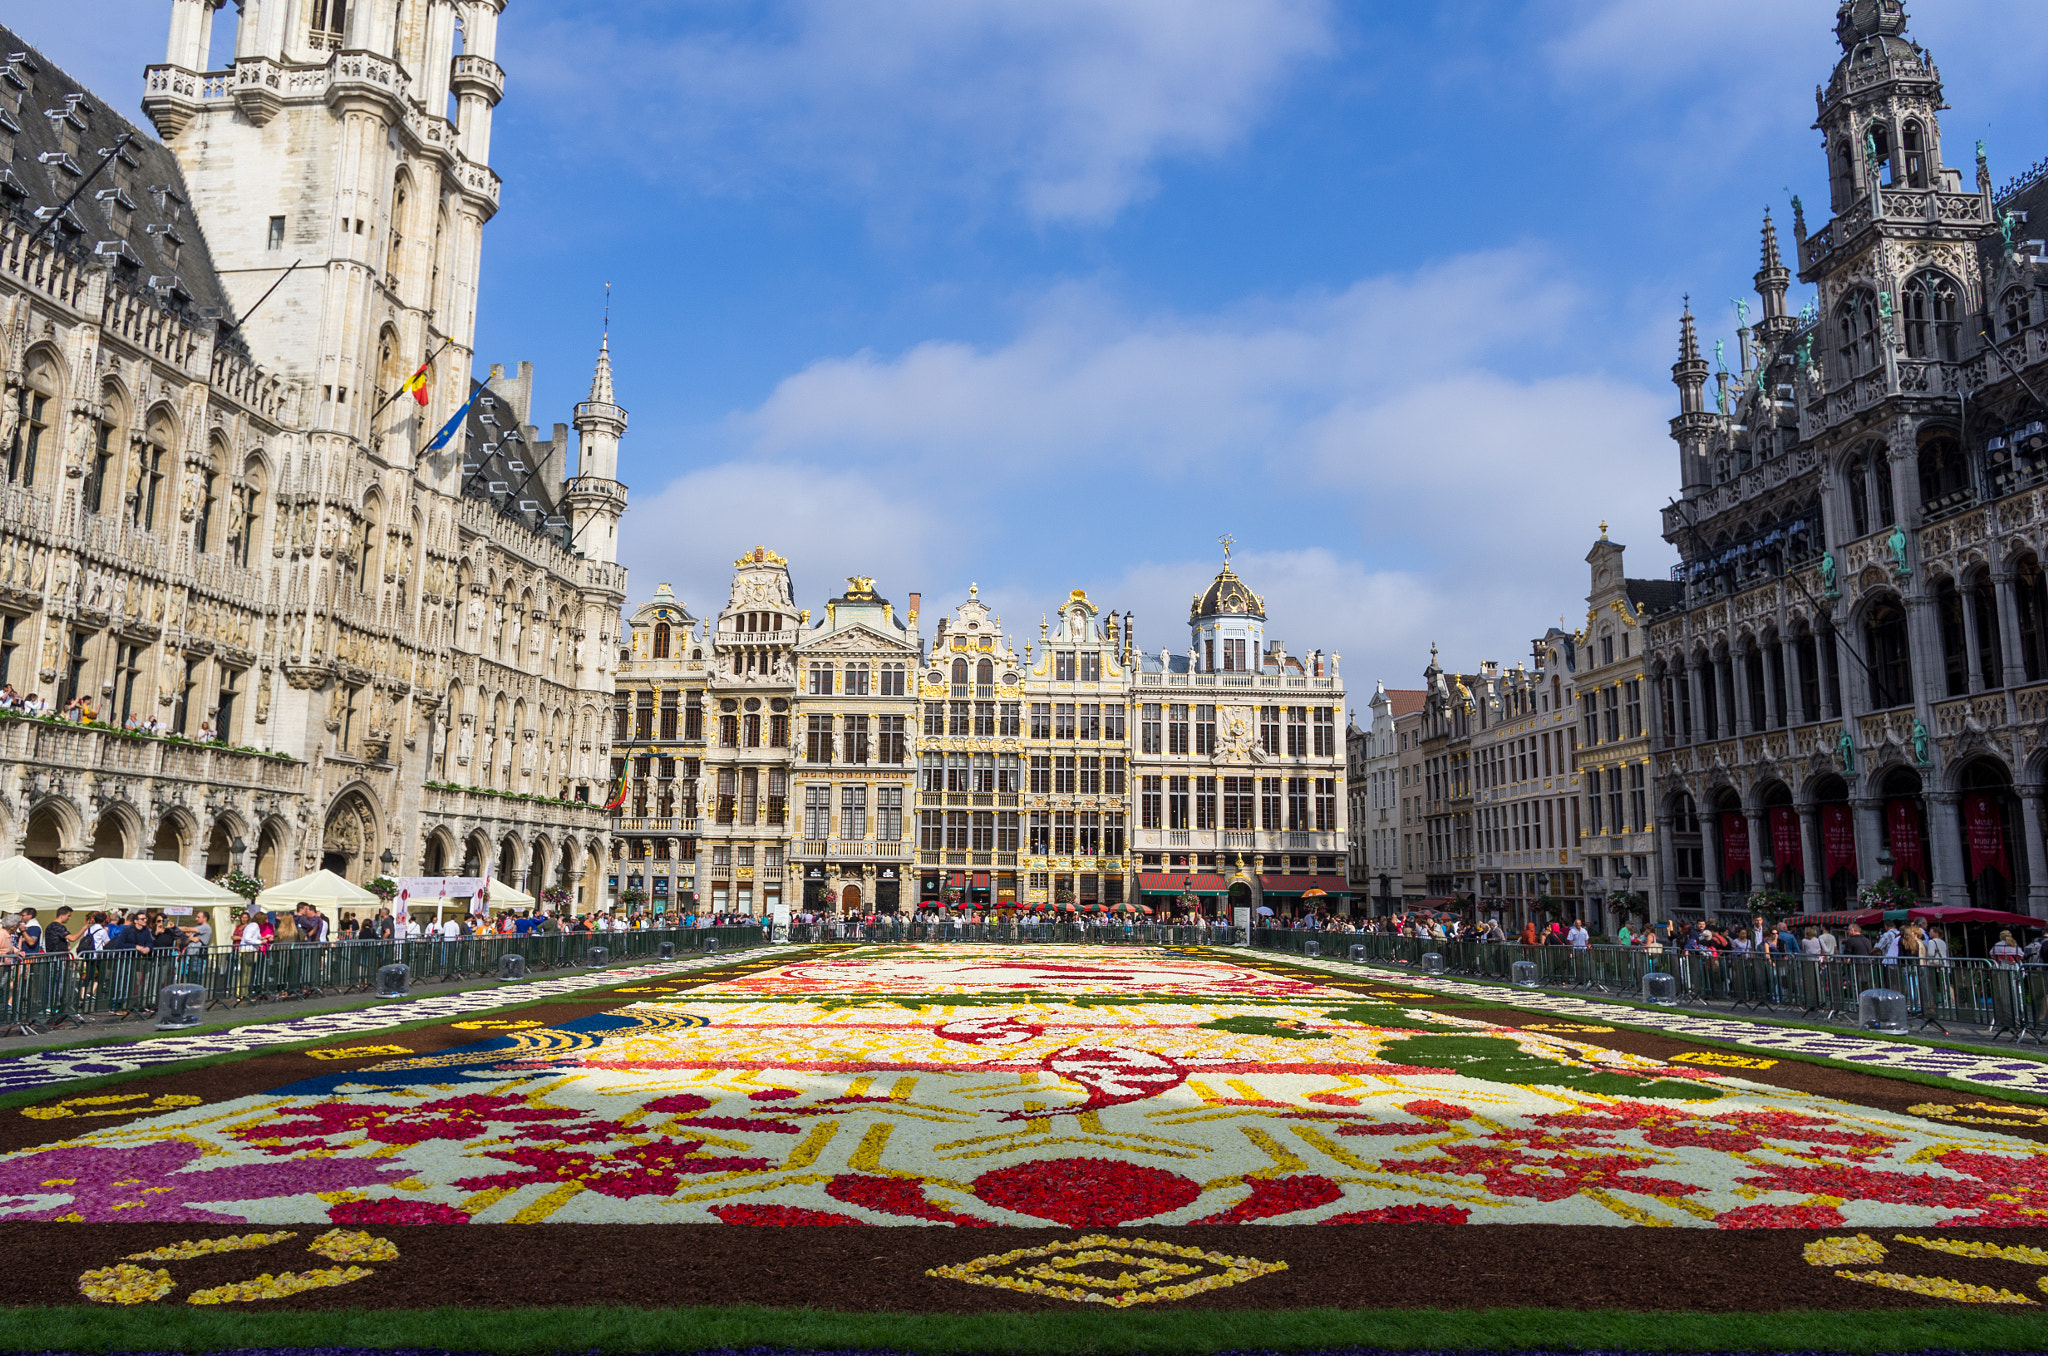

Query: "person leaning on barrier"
<box><xmin>1840</xmin><ymin>924</ymin><xmax>1874</xmax><ymax>958</ymax></box>
<box><xmin>44</xmin><ymin>907</ymin><xmax>72</xmax><ymax>957</ymax></box>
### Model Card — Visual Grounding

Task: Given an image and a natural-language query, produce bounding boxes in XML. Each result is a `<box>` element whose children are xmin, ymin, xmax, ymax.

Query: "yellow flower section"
<box><xmin>927</xmin><ymin>1234</ymin><xmax>1287</xmax><ymax>1308</ymax></box>
<box><xmin>1895</xmin><ymin>1235</ymin><xmax>2048</xmax><ymax>1266</ymax></box>
<box><xmin>307</xmin><ymin>1228</ymin><xmax>399</xmax><ymax>1263</ymax></box>
<box><xmin>1804</xmin><ymin>1235</ymin><xmax>1890</xmax><ymax>1267</ymax></box>
<box><xmin>22</xmin><ymin>1094</ymin><xmax>202</xmax><ymax>1121</ymax></box>
<box><xmin>78</xmin><ymin>1264</ymin><xmax>175</xmax><ymax>1305</ymax></box>
<box><xmin>126</xmin><ymin>1232</ymin><xmax>299</xmax><ymax>1261</ymax></box>
<box><xmin>185</xmin><ymin>1265</ymin><xmax>377</xmax><ymax>1305</ymax></box>
<box><xmin>1831</xmin><ymin>1270</ymin><xmax>2036</xmax><ymax>1304</ymax></box>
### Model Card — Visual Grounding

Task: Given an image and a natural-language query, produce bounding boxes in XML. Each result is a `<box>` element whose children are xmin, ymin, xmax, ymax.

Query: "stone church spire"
<box><xmin>589</xmin><ymin>332</ymin><xmax>617</xmax><ymax>406</ymax></box>
<box><xmin>1754</xmin><ymin>210</ymin><xmax>1793</xmax><ymax>338</ymax></box>
<box><xmin>567</xmin><ymin>326</ymin><xmax>630</xmax><ymax>564</ymax></box>
<box><xmin>1672</xmin><ymin>303</ymin><xmax>1714</xmax><ymax>495</ymax></box>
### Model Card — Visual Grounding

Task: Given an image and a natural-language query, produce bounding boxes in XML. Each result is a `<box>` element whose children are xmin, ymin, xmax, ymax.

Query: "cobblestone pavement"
<box><xmin>0</xmin><ymin>950</ymin><xmax>753</xmax><ymax>1096</ymax></box>
<box><xmin>1265</xmin><ymin>951</ymin><xmax>2048</xmax><ymax>1094</ymax></box>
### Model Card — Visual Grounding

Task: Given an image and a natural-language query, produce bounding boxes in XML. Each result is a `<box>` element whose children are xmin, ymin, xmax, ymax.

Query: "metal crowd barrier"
<box><xmin>1246</xmin><ymin>930</ymin><xmax>2048</xmax><ymax>1043</ymax></box>
<box><xmin>0</xmin><ymin>925</ymin><xmax>764</xmax><ymax>1037</ymax></box>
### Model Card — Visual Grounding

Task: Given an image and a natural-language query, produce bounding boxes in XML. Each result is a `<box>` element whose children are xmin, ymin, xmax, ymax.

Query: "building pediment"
<box><xmin>799</xmin><ymin>625</ymin><xmax>913</xmax><ymax>655</ymax></box>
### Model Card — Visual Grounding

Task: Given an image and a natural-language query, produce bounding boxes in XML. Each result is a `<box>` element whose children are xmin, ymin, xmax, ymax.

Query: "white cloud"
<box><xmin>510</xmin><ymin>0</ymin><xmax>1335</xmax><ymax>225</ymax></box>
<box><xmin>631</xmin><ymin>250</ymin><xmax>1679</xmax><ymax>696</ymax></box>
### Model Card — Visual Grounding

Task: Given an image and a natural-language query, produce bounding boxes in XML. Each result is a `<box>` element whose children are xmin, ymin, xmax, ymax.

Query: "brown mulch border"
<box><xmin>10</xmin><ymin>1221</ymin><xmax>2048</xmax><ymax>1313</ymax></box>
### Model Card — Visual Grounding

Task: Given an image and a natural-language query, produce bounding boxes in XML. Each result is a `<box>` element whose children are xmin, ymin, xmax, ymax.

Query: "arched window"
<box><xmin>1968</xmin><ymin>568</ymin><xmax>2005</xmax><ymax>691</ymax></box>
<box><xmin>194</xmin><ymin>435</ymin><xmax>226</xmax><ymax>555</ymax></box>
<box><xmin>357</xmin><ymin>497</ymin><xmax>381</xmax><ymax>594</ymax></box>
<box><xmin>1870</xmin><ymin>120</ymin><xmax>1893</xmax><ymax>184</ymax></box>
<box><xmin>1865</xmin><ymin>595</ymin><xmax>1913</xmax><ymax>709</ymax></box>
<box><xmin>1836</xmin><ymin>289</ymin><xmax>1881</xmax><ymax>377</ymax></box>
<box><xmin>950</xmin><ymin>658</ymin><xmax>968</xmax><ymax>695</ymax></box>
<box><xmin>1845</xmin><ymin>452</ymin><xmax>1871</xmax><ymax>537</ymax></box>
<box><xmin>1935</xmin><ymin>576</ymin><xmax>1968</xmax><ymax>697</ymax></box>
<box><xmin>1900</xmin><ymin>119</ymin><xmax>1928</xmax><ymax>189</ymax></box>
<box><xmin>1918</xmin><ymin>431</ymin><xmax>1970</xmax><ymax>516</ymax></box>
<box><xmin>2002</xmin><ymin>287</ymin><xmax>2034</xmax><ymax>340</ymax></box>
<box><xmin>1832</xmin><ymin>139</ymin><xmax>1855</xmax><ymax>211</ymax></box>
<box><xmin>387</xmin><ymin>177</ymin><xmax>408</xmax><ymax>281</ymax></box>
<box><xmin>9</xmin><ymin>349</ymin><xmax>59</xmax><ymax>489</ymax></box>
<box><xmin>1902</xmin><ymin>271</ymin><xmax>1960</xmax><ymax>362</ymax></box>
<box><xmin>2017</xmin><ymin>554</ymin><xmax>2048</xmax><ymax>683</ymax></box>
<box><xmin>230</xmin><ymin>458</ymin><xmax>265</xmax><ymax>568</ymax></box>
<box><xmin>653</xmin><ymin>622</ymin><xmax>671</xmax><ymax>659</ymax></box>
<box><xmin>976</xmin><ymin>657</ymin><xmax>993</xmax><ymax>695</ymax></box>
<box><xmin>133</xmin><ymin>408</ymin><xmax>172</xmax><ymax>531</ymax></box>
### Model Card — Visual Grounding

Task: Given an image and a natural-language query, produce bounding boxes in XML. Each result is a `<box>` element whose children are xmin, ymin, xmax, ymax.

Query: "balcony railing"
<box><xmin>614</xmin><ymin>817</ymin><xmax>698</xmax><ymax>834</ymax></box>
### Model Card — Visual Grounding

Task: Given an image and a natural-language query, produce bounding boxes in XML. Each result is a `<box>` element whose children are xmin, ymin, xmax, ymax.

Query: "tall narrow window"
<box><xmin>1866</xmin><ymin>596</ymin><xmax>1914</xmax><ymax>708</ymax></box>
<box><xmin>1902</xmin><ymin>271</ymin><xmax>1960</xmax><ymax>362</ymax></box>
<box><xmin>11</xmin><ymin>392</ymin><xmax>48</xmax><ymax>487</ymax></box>
<box><xmin>1836</xmin><ymin>289</ymin><xmax>1881</xmax><ymax>377</ymax></box>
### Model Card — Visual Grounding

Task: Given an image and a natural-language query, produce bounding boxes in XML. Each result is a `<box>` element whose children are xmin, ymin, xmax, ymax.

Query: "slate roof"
<box><xmin>457</xmin><ymin>375</ymin><xmax>569</xmax><ymax>546</ymax></box>
<box><xmin>0</xmin><ymin>26</ymin><xmax>238</xmax><ymax>340</ymax></box>
<box><xmin>1624</xmin><ymin>577</ymin><xmax>1685</xmax><ymax>615</ymax></box>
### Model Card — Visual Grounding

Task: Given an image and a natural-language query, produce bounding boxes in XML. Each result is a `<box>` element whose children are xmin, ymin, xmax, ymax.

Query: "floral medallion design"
<box><xmin>927</xmin><ymin>1234</ymin><xmax>1288</xmax><ymax>1307</ymax></box>
<box><xmin>3</xmin><ymin>945</ymin><xmax>2047</xmax><ymax>1237</ymax></box>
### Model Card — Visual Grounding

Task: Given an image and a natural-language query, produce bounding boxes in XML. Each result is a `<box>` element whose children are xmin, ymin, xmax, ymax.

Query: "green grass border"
<box><xmin>4</xmin><ymin>1302</ymin><xmax>2047</xmax><ymax>1354</ymax></box>
<box><xmin>0</xmin><ymin>957</ymin><xmax>777</xmax><ymax>1112</ymax></box>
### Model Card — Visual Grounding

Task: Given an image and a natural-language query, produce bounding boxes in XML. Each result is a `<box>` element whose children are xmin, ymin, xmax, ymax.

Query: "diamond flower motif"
<box><xmin>927</xmin><ymin>1234</ymin><xmax>1287</xmax><ymax>1308</ymax></box>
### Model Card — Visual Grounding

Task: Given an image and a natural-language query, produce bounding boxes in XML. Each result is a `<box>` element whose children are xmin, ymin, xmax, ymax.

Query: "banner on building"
<box><xmin>1886</xmin><ymin>799</ymin><xmax>1926</xmax><ymax>881</ymax></box>
<box><xmin>1964</xmin><ymin>793</ymin><xmax>2010</xmax><ymax>880</ymax></box>
<box><xmin>1720</xmin><ymin>811</ymin><xmax>1750</xmax><ymax>879</ymax></box>
<box><xmin>1821</xmin><ymin>803</ymin><xmax>1857</xmax><ymax>876</ymax></box>
<box><xmin>1768</xmin><ymin>805</ymin><xmax>1803</xmax><ymax>876</ymax></box>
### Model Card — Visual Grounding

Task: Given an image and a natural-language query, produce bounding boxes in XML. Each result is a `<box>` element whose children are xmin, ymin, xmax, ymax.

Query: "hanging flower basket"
<box><xmin>1746</xmin><ymin>887</ymin><xmax>1799</xmax><ymax>917</ymax></box>
<box><xmin>1857</xmin><ymin>876</ymin><xmax>1917</xmax><ymax>908</ymax></box>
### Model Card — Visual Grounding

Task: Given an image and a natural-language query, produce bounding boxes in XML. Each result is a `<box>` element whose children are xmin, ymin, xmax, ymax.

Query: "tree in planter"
<box><xmin>1607</xmin><ymin>890</ymin><xmax>1649</xmax><ymax>927</ymax></box>
<box><xmin>1857</xmin><ymin>875</ymin><xmax>1916</xmax><ymax>909</ymax></box>
<box><xmin>1746</xmin><ymin>887</ymin><xmax>1799</xmax><ymax>920</ymax></box>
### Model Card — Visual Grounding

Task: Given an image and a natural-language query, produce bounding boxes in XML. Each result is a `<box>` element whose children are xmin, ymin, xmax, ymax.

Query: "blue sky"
<box><xmin>14</xmin><ymin>1</ymin><xmax>2048</xmax><ymax>701</ymax></box>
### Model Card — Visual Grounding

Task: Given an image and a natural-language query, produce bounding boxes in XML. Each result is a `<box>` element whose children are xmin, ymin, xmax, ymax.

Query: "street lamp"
<box><xmin>380</xmin><ymin>847</ymin><xmax>398</xmax><ymax>874</ymax></box>
<box><xmin>1614</xmin><ymin>858</ymin><xmax>1632</xmax><ymax>932</ymax></box>
<box><xmin>229</xmin><ymin>836</ymin><xmax>247</xmax><ymax>865</ymax></box>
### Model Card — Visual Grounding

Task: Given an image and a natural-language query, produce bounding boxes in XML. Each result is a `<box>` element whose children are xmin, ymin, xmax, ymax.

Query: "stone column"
<box><xmin>1797</xmin><ymin>802</ymin><xmax>1825</xmax><ymax>912</ymax></box>
<box><xmin>2020</xmin><ymin>790</ymin><xmax>2048</xmax><ymax>915</ymax></box>
<box><xmin>1959</xmin><ymin>584</ymin><xmax>1985</xmax><ymax>694</ymax></box>
<box><xmin>1995</xmin><ymin>571</ymin><xmax>2029</xmax><ymax>690</ymax></box>
<box><xmin>1926</xmin><ymin>791</ymin><xmax>1968</xmax><ymax>906</ymax></box>
<box><xmin>1686</xmin><ymin>663</ymin><xmax>1705</xmax><ymax>743</ymax></box>
<box><xmin>1700</xmin><ymin>805</ymin><xmax>1722</xmax><ymax>910</ymax></box>
<box><xmin>1761</xmin><ymin>645</ymin><xmax>1782</xmax><ymax>730</ymax></box>
<box><xmin>1655</xmin><ymin>812</ymin><xmax>1680</xmax><ymax>921</ymax></box>
<box><xmin>1744</xmin><ymin>804</ymin><xmax>1768</xmax><ymax>909</ymax></box>
<box><xmin>1718</xmin><ymin>655</ymin><xmax>1739</xmax><ymax>738</ymax></box>
<box><xmin>1852</xmin><ymin>796</ymin><xmax>1884</xmax><ymax>887</ymax></box>
<box><xmin>1781</xmin><ymin>634</ymin><xmax>1804</xmax><ymax>725</ymax></box>
<box><xmin>1729</xmin><ymin>654</ymin><xmax>1752</xmax><ymax>736</ymax></box>
<box><xmin>1819</xmin><ymin>626</ymin><xmax>1841</xmax><ymax>721</ymax></box>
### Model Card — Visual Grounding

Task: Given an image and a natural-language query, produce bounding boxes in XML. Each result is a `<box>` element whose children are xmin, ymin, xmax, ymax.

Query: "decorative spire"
<box><xmin>1755</xmin><ymin>209</ymin><xmax>1791</xmax><ymax>327</ymax></box>
<box><xmin>1759</xmin><ymin>210</ymin><xmax>1783</xmax><ymax>273</ymax></box>
<box><xmin>588</xmin><ymin>333</ymin><xmax>615</xmax><ymax>405</ymax></box>
<box><xmin>1679</xmin><ymin>298</ymin><xmax>1700</xmax><ymax>364</ymax></box>
<box><xmin>1673</xmin><ymin>298</ymin><xmax>1710</xmax><ymax>418</ymax></box>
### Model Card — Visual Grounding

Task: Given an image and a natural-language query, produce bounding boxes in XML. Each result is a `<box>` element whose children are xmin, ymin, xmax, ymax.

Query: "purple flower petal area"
<box><xmin>0</xmin><ymin>1140</ymin><xmax>407</xmax><ymax>1222</ymax></box>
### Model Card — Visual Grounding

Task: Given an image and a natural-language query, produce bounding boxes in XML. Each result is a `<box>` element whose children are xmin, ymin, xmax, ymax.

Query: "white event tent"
<box><xmin>62</xmin><ymin>858</ymin><xmax>242</xmax><ymax>941</ymax></box>
<box><xmin>0</xmin><ymin>855</ymin><xmax>105</xmax><ymax>914</ymax></box>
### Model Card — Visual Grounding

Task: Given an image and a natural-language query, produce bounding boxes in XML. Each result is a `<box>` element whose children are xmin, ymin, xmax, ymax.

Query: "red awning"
<box><xmin>1258</xmin><ymin>874</ymin><xmax>1348</xmax><ymax>896</ymax></box>
<box><xmin>947</xmin><ymin>872</ymin><xmax>965</xmax><ymax>888</ymax></box>
<box><xmin>972</xmin><ymin>872</ymin><xmax>990</xmax><ymax>887</ymax></box>
<box><xmin>1138</xmin><ymin>872</ymin><xmax>1227</xmax><ymax>894</ymax></box>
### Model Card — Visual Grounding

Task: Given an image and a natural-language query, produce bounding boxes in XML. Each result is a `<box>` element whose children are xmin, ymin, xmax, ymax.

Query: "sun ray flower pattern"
<box><xmin>2</xmin><ymin>946</ymin><xmax>2046</xmax><ymax>1231</ymax></box>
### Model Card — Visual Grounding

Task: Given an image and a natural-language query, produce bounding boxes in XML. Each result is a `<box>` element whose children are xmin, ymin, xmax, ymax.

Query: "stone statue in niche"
<box><xmin>458</xmin><ymin>718</ymin><xmax>474</xmax><ymax>763</ymax></box>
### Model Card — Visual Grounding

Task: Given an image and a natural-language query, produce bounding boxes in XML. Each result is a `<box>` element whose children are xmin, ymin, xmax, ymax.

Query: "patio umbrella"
<box><xmin>1302</xmin><ymin>887</ymin><xmax>1328</xmax><ymax>898</ymax></box>
<box><xmin>1255</xmin><ymin>906</ymin><xmax>1274</xmax><ymax>916</ymax></box>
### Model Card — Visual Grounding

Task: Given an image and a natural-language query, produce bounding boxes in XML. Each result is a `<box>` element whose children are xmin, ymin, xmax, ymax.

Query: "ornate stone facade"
<box><xmin>1648</xmin><ymin>0</ymin><xmax>2048</xmax><ymax>920</ymax></box>
<box><xmin>0</xmin><ymin>4</ymin><xmax>625</xmax><ymax>904</ymax></box>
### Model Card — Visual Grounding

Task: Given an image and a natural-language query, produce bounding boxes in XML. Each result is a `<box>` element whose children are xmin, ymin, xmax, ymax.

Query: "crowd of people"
<box><xmin>1261</xmin><ymin>909</ymin><xmax>2046</xmax><ymax>965</ymax></box>
<box><xmin>0</xmin><ymin>684</ymin><xmax>220</xmax><ymax>740</ymax></box>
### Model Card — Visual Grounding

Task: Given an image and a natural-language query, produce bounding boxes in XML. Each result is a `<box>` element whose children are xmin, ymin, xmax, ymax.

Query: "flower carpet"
<box><xmin>5</xmin><ymin>943</ymin><xmax>2048</xmax><ymax>1321</ymax></box>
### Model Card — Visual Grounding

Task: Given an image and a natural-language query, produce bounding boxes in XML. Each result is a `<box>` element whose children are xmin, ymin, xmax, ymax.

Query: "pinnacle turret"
<box><xmin>1673</xmin><ymin>303</ymin><xmax>1710</xmax><ymax>419</ymax></box>
<box><xmin>589</xmin><ymin>333</ymin><xmax>616</xmax><ymax>406</ymax></box>
<box><xmin>1755</xmin><ymin>210</ymin><xmax>1792</xmax><ymax>331</ymax></box>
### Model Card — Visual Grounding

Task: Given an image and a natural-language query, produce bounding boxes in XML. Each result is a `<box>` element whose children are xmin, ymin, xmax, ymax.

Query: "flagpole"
<box><xmin>368</xmin><ymin>336</ymin><xmax>458</xmax><ymax>423</ymax></box>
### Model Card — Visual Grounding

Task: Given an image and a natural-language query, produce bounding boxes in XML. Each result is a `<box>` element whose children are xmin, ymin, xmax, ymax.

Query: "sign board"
<box><xmin>164</xmin><ymin>905</ymin><xmax>194</xmax><ymax>917</ymax></box>
<box><xmin>1232</xmin><ymin>905</ymin><xmax>1251</xmax><ymax>934</ymax></box>
<box><xmin>394</xmin><ymin>876</ymin><xmax>487</xmax><ymax>899</ymax></box>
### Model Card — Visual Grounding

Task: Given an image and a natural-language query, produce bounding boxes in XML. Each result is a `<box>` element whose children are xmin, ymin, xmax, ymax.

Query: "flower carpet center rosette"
<box><xmin>5</xmin><ymin>943</ymin><xmax>2048</xmax><ymax>1318</ymax></box>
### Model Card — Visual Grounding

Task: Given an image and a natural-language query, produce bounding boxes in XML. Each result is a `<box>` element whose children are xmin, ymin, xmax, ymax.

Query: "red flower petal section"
<box><xmin>710</xmin><ymin>1203</ymin><xmax>864</xmax><ymax>1225</ymax></box>
<box><xmin>826</xmin><ymin>1174</ymin><xmax>991</xmax><ymax>1225</ymax></box>
<box><xmin>971</xmin><ymin>1157</ymin><xmax>1201</xmax><ymax>1227</ymax></box>
<box><xmin>327</xmin><ymin>1198</ymin><xmax>472</xmax><ymax>1225</ymax></box>
<box><xmin>1714</xmin><ymin>1203</ymin><xmax>1846</xmax><ymax>1229</ymax></box>
<box><xmin>1193</xmin><ymin>1174</ymin><xmax>1343</xmax><ymax>1223</ymax></box>
<box><xmin>1322</xmin><ymin>1204</ymin><xmax>1471</xmax><ymax>1225</ymax></box>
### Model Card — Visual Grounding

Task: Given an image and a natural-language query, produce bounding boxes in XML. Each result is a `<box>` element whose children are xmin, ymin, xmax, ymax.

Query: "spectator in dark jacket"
<box><xmin>1840</xmin><ymin>924</ymin><xmax>1875</xmax><ymax>958</ymax></box>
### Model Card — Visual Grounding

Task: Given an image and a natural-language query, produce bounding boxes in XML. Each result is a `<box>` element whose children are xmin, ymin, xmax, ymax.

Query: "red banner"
<box><xmin>1965</xmin><ymin>793</ymin><xmax>2010</xmax><ymax>880</ymax></box>
<box><xmin>1821</xmin><ymin>803</ymin><xmax>1857</xmax><ymax>876</ymax></box>
<box><xmin>1720</xmin><ymin>811</ymin><xmax>1751</xmax><ymax>880</ymax></box>
<box><xmin>1768</xmin><ymin>805</ymin><xmax>1804</xmax><ymax>876</ymax></box>
<box><xmin>1886</xmin><ymin>798</ymin><xmax>1926</xmax><ymax>881</ymax></box>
